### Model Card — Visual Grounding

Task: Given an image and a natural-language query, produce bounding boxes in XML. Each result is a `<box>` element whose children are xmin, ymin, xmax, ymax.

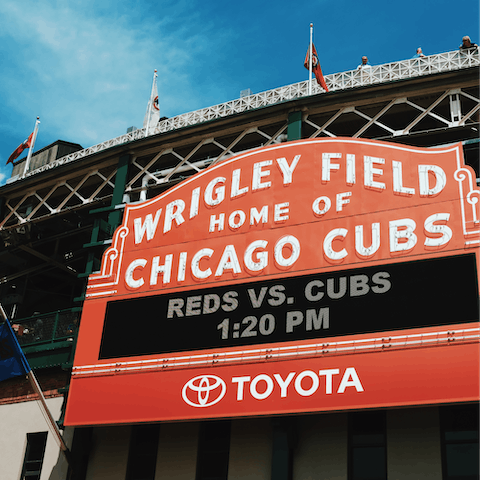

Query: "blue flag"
<box><xmin>0</xmin><ymin>320</ymin><xmax>31</xmax><ymax>382</ymax></box>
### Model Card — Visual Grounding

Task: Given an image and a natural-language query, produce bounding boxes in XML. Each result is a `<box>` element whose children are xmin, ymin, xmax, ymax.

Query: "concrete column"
<box><xmin>228</xmin><ymin>418</ymin><xmax>272</xmax><ymax>480</ymax></box>
<box><xmin>155</xmin><ymin>422</ymin><xmax>199</xmax><ymax>480</ymax></box>
<box><xmin>293</xmin><ymin>412</ymin><xmax>348</xmax><ymax>480</ymax></box>
<box><xmin>387</xmin><ymin>407</ymin><xmax>442</xmax><ymax>479</ymax></box>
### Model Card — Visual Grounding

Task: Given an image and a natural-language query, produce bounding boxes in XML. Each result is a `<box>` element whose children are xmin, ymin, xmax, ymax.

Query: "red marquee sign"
<box><xmin>65</xmin><ymin>138</ymin><xmax>479</xmax><ymax>426</ymax></box>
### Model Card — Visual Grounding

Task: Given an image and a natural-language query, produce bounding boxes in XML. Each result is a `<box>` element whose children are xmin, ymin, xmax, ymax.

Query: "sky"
<box><xmin>0</xmin><ymin>0</ymin><xmax>478</xmax><ymax>185</ymax></box>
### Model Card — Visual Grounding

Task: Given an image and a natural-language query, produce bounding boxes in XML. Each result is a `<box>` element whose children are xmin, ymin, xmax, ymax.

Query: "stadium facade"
<box><xmin>0</xmin><ymin>48</ymin><xmax>479</xmax><ymax>480</ymax></box>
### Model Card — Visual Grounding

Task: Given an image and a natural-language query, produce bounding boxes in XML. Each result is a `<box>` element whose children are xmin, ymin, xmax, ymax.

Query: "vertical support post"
<box><xmin>108</xmin><ymin>153</ymin><xmax>131</xmax><ymax>230</ymax></box>
<box><xmin>52</xmin><ymin>311</ymin><xmax>60</xmax><ymax>343</ymax></box>
<box><xmin>449</xmin><ymin>93</ymin><xmax>462</xmax><ymax>123</ymax></box>
<box><xmin>81</xmin><ymin>219</ymin><xmax>102</xmax><ymax>278</ymax></box>
<box><xmin>271</xmin><ymin>418</ymin><xmax>296</xmax><ymax>480</ymax></box>
<box><xmin>67</xmin><ymin>427</ymin><xmax>93</xmax><ymax>480</ymax></box>
<box><xmin>287</xmin><ymin>111</ymin><xmax>303</xmax><ymax>141</ymax></box>
<box><xmin>76</xmin><ymin>153</ymin><xmax>131</xmax><ymax>290</ymax></box>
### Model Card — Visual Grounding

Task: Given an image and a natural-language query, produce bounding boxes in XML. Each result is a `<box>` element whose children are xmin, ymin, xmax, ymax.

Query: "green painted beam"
<box><xmin>287</xmin><ymin>111</ymin><xmax>302</xmax><ymax>141</ymax></box>
<box><xmin>25</xmin><ymin>344</ymin><xmax>73</xmax><ymax>369</ymax></box>
<box><xmin>108</xmin><ymin>153</ymin><xmax>130</xmax><ymax>229</ymax></box>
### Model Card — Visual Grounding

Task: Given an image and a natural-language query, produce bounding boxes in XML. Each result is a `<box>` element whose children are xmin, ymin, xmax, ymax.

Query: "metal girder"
<box><xmin>352</xmin><ymin>99</ymin><xmax>398</xmax><ymax>137</ymax></box>
<box><xmin>7</xmin><ymin>49</ymin><xmax>477</xmax><ymax>185</ymax></box>
<box><xmin>1</xmin><ymin>51</ymin><xmax>478</xmax><ymax>229</ymax></box>
<box><xmin>125</xmin><ymin>122</ymin><xmax>289</xmax><ymax>200</ymax></box>
<box><xmin>1</xmin><ymin>166</ymin><xmax>116</xmax><ymax>229</ymax></box>
<box><xmin>0</xmin><ymin>263</ymin><xmax>54</xmax><ymax>285</ymax></box>
<box><xmin>18</xmin><ymin>245</ymin><xmax>77</xmax><ymax>276</ymax></box>
<box><xmin>304</xmin><ymin>86</ymin><xmax>479</xmax><ymax>140</ymax></box>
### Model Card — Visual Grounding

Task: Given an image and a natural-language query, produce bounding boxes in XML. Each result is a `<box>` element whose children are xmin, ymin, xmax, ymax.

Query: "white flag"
<box><xmin>143</xmin><ymin>70</ymin><xmax>160</xmax><ymax>131</ymax></box>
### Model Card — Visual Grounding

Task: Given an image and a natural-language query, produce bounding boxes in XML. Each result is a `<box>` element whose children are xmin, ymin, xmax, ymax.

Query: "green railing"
<box><xmin>11</xmin><ymin>308</ymin><xmax>79</xmax><ymax>348</ymax></box>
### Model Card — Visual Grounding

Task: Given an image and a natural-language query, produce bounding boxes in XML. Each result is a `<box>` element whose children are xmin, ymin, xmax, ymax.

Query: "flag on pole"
<box><xmin>6</xmin><ymin>133</ymin><xmax>34</xmax><ymax>165</ymax></box>
<box><xmin>143</xmin><ymin>69</ymin><xmax>160</xmax><ymax>131</ymax></box>
<box><xmin>0</xmin><ymin>319</ymin><xmax>31</xmax><ymax>382</ymax></box>
<box><xmin>23</xmin><ymin>117</ymin><xmax>40</xmax><ymax>178</ymax></box>
<box><xmin>304</xmin><ymin>43</ymin><xmax>329</xmax><ymax>92</ymax></box>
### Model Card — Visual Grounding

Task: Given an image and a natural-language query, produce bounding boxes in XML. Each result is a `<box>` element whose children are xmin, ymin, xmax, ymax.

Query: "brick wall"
<box><xmin>0</xmin><ymin>368</ymin><xmax>69</xmax><ymax>405</ymax></box>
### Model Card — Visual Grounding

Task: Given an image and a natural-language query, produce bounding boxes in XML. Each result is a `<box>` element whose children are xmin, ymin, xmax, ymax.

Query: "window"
<box><xmin>348</xmin><ymin>410</ymin><xmax>387</xmax><ymax>480</ymax></box>
<box><xmin>196</xmin><ymin>420</ymin><xmax>231</xmax><ymax>480</ymax></box>
<box><xmin>440</xmin><ymin>403</ymin><xmax>479</xmax><ymax>480</ymax></box>
<box><xmin>21</xmin><ymin>431</ymin><xmax>48</xmax><ymax>480</ymax></box>
<box><xmin>125</xmin><ymin>424</ymin><xmax>160</xmax><ymax>480</ymax></box>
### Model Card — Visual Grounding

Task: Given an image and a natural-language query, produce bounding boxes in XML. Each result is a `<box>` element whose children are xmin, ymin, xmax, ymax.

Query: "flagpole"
<box><xmin>0</xmin><ymin>304</ymin><xmax>71</xmax><ymax>463</ymax></box>
<box><xmin>23</xmin><ymin>117</ymin><xmax>40</xmax><ymax>179</ymax></box>
<box><xmin>27</xmin><ymin>369</ymin><xmax>71</xmax><ymax>458</ymax></box>
<box><xmin>145</xmin><ymin>69</ymin><xmax>158</xmax><ymax>138</ymax></box>
<box><xmin>309</xmin><ymin>23</ymin><xmax>313</xmax><ymax>95</ymax></box>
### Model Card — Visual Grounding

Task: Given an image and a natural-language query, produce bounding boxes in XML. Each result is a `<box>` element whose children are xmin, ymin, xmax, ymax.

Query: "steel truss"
<box><xmin>1</xmin><ymin>166</ymin><xmax>117</xmax><ymax>229</ymax></box>
<box><xmin>126</xmin><ymin>122</ymin><xmax>289</xmax><ymax>201</ymax></box>
<box><xmin>1</xmin><ymin>50</ymin><xmax>478</xmax><ymax>230</ymax></box>
<box><xmin>303</xmin><ymin>87</ymin><xmax>480</xmax><ymax>139</ymax></box>
<box><xmin>16</xmin><ymin>49</ymin><xmax>479</xmax><ymax>182</ymax></box>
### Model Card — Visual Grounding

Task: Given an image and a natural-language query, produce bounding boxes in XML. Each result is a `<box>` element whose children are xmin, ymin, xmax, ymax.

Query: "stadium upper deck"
<box><xmin>7</xmin><ymin>47</ymin><xmax>479</xmax><ymax>184</ymax></box>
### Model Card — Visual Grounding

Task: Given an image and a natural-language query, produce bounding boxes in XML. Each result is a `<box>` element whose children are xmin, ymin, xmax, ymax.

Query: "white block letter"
<box><xmin>324</xmin><ymin>228</ymin><xmax>348</xmax><ymax>261</ymax></box>
<box><xmin>424</xmin><ymin>213</ymin><xmax>453</xmax><ymax>247</ymax></box>
<box><xmin>389</xmin><ymin>219</ymin><xmax>417</xmax><ymax>252</ymax></box>
<box><xmin>337</xmin><ymin>367</ymin><xmax>364</xmax><ymax>393</ymax></box>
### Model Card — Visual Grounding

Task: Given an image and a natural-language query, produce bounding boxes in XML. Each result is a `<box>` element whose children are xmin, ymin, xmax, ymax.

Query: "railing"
<box><xmin>16</xmin><ymin>48</ymin><xmax>479</xmax><ymax>182</ymax></box>
<box><xmin>326</xmin><ymin>49</ymin><xmax>480</xmax><ymax>89</ymax></box>
<box><xmin>11</xmin><ymin>309</ymin><xmax>79</xmax><ymax>348</ymax></box>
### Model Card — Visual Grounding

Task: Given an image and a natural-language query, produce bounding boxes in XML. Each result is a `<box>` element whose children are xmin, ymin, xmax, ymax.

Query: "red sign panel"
<box><xmin>85</xmin><ymin>138</ymin><xmax>479</xmax><ymax>301</ymax></box>
<box><xmin>65</xmin><ymin>138</ymin><xmax>480</xmax><ymax>426</ymax></box>
<box><xmin>66</xmin><ymin>325</ymin><xmax>479</xmax><ymax>426</ymax></box>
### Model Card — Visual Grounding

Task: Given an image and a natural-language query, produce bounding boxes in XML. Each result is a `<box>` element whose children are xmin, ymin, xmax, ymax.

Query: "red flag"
<box><xmin>6</xmin><ymin>133</ymin><xmax>34</xmax><ymax>165</ymax></box>
<box><xmin>304</xmin><ymin>44</ymin><xmax>329</xmax><ymax>92</ymax></box>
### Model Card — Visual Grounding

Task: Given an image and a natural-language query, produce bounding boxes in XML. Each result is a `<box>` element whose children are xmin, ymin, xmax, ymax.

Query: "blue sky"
<box><xmin>0</xmin><ymin>0</ymin><xmax>478</xmax><ymax>185</ymax></box>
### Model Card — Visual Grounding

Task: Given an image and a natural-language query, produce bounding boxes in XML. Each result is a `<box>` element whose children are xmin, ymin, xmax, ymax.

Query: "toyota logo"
<box><xmin>182</xmin><ymin>374</ymin><xmax>226</xmax><ymax>407</ymax></box>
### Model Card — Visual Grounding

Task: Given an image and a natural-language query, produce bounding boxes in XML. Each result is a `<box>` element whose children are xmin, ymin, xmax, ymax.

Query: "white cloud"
<box><xmin>0</xmin><ymin>160</ymin><xmax>14</xmax><ymax>186</ymax></box>
<box><xmin>0</xmin><ymin>0</ymin><xmax>234</xmax><ymax>150</ymax></box>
